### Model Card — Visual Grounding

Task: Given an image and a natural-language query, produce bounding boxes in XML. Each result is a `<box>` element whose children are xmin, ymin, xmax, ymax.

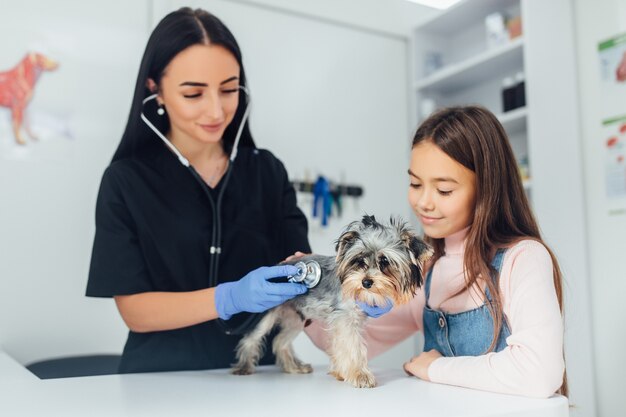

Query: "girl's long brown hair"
<box><xmin>413</xmin><ymin>106</ymin><xmax>567</xmax><ymax>396</ymax></box>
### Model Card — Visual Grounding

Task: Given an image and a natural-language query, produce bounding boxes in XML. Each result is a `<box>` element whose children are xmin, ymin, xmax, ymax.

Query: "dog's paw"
<box><xmin>346</xmin><ymin>370</ymin><xmax>377</xmax><ymax>388</ymax></box>
<box><xmin>281</xmin><ymin>359</ymin><xmax>313</xmax><ymax>374</ymax></box>
<box><xmin>293</xmin><ymin>363</ymin><xmax>313</xmax><ymax>374</ymax></box>
<box><xmin>329</xmin><ymin>370</ymin><xmax>345</xmax><ymax>381</ymax></box>
<box><xmin>231</xmin><ymin>366</ymin><xmax>255</xmax><ymax>376</ymax></box>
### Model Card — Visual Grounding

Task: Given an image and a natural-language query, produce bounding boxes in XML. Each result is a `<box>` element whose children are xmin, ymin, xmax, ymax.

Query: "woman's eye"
<box><xmin>221</xmin><ymin>88</ymin><xmax>239</xmax><ymax>94</ymax></box>
<box><xmin>409</xmin><ymin>183</ymin><xmax>421</xmax><ymax>189</ymax></box>
<box><xmin>183</xmin><ymin>93</ymin><xmax>202</xmax><ymax>99</ymax></box>
<box><xmin>438</xmin><ymin>189</ymin><xmax>453</xmax><ymax>196</ymax></box>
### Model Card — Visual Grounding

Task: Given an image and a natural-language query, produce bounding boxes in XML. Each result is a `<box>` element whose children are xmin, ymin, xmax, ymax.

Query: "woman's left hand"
<box><xmin>403</xmin><ymin>349</ymin><xmax>442</xmax><ymax>381</ymax></box>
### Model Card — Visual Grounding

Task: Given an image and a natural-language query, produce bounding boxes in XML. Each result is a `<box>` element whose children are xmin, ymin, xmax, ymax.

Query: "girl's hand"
<box><xmin>283</xmin><ymin>251</ymin><xmax>310</xmax><ymax>262</ymax></box>
<box><xmin>403</xmin><ymin>349</ymin><xmax>443</xmax><ymax>381</ymax></box>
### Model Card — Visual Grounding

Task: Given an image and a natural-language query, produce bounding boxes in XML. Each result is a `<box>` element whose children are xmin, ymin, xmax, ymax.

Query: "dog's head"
<box><xmin>334</xmin><ymin>215</ymin><xmax>433</xmax><ymax>307</ymax></box>
<box><xmin>29</xmin><ymin>52</ymin><xmax>58</xmax><ymax>72</ymax></box>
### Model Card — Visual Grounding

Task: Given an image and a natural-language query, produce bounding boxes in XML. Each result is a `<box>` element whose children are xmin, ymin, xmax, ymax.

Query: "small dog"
<box><xmin>232</xmin><ymin>215</ymin><xmax>433</xmax><ymax>388</ymax></box>
<box><xmin>0</xmin><ymin>52</ymin><xmax>58</xmax><ymax>145</ymax></box>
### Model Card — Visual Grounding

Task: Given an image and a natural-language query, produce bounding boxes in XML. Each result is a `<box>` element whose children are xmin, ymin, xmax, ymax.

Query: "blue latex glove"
<box><xmin>215</xmin><ymin>265</ymin><xmax>308</xmax><ymax>320</ymax></box>
<box><xmin>357</xmin><ymin>298</ymin><xmax>393</xmax><ymax>318</ymax></box>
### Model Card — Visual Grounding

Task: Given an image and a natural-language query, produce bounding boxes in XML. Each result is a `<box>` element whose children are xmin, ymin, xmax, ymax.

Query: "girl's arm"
<box><xmin>305</xmin><ymin>292</ymin><xmax>424</xmax><ymax>357</ymax></box>
<box><xmin>423</xmin><ymin>240</ymin><xmax>565</xmax><ymax>398</ymax></box>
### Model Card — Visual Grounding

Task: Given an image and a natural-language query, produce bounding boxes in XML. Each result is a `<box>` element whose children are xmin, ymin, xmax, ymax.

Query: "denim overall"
<box><xmin>423</xmin><ymin>249</ymin><xmax>511</xmax><ymax>356</ymax></box>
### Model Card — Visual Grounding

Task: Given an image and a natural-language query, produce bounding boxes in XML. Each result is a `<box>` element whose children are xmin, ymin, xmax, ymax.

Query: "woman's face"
<box><xmin>408</xmin><ymin>140</ymin><xmax>477</xmax><ymax>239</ymax></box>
<box><xmin>156</xmin><ymin>44</ymin><xmax>241</xmax><ymax>146</ymax></box>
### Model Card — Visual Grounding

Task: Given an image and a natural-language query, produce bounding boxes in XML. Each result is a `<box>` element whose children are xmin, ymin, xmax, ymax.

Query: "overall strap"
<box><xmin>424</xmin><ymin>267</ymin><xmax>434</xmax><ymax>302</ymax></box>
<box><xmin>485</xmin><ymin>249</ymin><xmax>507</xmax><ymax>299</ymax></box>
<box><xmin>425</xmin><ymin>249</ymin><xmax>507</xmax><ymax>302</ymax></box>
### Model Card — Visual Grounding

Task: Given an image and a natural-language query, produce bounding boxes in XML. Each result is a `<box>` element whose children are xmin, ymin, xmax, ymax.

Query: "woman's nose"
<box><xmin>204</xmin><ymin>91</ymin><xmax>224</xmax><ymax>120</ymax></box>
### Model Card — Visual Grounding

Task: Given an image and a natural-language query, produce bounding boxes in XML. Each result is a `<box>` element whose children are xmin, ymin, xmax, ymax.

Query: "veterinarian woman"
<box><xmin>86</xmin><ymin>7</ymin><xmax>311</xmax><ymax>373</ymax></box>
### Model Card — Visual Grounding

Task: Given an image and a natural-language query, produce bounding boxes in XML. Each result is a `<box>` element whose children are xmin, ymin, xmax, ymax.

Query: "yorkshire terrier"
<box><xmin>231</xmin><ymin>215</ymin><xmax>433</xmax><ymax>388</ymax></box>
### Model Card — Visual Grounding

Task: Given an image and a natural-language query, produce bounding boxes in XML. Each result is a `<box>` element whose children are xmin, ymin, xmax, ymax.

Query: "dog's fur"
<box><xmin>232</xmin><ymin>215</ymin><xmax>433</xmax><ymax>388</ymax></box>
<box><xmin>0</xmin><ymin>53</ymin><xmax>58</xmax><ymax>145</ymax></box>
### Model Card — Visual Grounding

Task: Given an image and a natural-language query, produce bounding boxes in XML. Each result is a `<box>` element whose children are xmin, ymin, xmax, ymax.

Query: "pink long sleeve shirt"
<box><xmin>305</xmin><ymin>227</ymin><xmax>565</xmax><ymax>398</ymax></box>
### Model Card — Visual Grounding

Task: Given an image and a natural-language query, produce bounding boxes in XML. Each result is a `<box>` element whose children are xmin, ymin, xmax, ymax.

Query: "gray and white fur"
<box><xmin>231</xmin><ymin>215</ymin><xmax>433</xmax><ymax>388</ymax></box>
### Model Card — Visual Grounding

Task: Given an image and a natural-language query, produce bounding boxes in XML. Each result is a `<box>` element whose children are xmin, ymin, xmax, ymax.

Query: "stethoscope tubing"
<box><xmin>141</xmin><ymin>87</ymin><xmax>260</xmax><ymax>335</ymax></box>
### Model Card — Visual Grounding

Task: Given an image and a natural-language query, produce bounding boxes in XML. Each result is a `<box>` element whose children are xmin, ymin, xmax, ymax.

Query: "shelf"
<box><xmin>417</xmin><ymin>0</ymin><xmax>519</xmax><ymax>36</ymax></box>
<box><xmin>498</xmin><ymin>106</ymin><xmax>527</xmax><ymax>133</ymax></box>
<box><xmin>414</xmin><ymin>37</ymin><xmax>524</xmax><ymax>94</ymax></box>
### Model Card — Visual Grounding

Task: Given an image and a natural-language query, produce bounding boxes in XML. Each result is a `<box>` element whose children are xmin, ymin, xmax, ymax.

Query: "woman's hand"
<box><xmin>403</xmin><ymin>349</ymin><xmax>443</xmax><ymax>381</ymax></box>
<box><xmin>283</xmin><ymin>251</ymin><xmax>310</xmax><ymax>262</ymax></box>
<box><xmin>214</xmin><ymin>265</ymin><xmax>308</xmax><ymax>320</ymax></box>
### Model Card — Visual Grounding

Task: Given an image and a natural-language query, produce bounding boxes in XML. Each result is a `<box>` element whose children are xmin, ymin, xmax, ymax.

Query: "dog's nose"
<box><xmin>361</xmin><ymin>278</ymin><xmax>374</xmax><ymax>289</ymax></box>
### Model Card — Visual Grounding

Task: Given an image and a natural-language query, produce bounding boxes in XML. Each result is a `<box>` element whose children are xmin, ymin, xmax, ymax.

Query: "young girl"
<box><xmin>306</xmin><ymin>105</ymin><xmax>567</xmax><ymax>398</ymax></box>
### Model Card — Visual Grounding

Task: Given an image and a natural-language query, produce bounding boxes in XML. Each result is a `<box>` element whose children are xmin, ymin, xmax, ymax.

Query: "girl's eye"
<box><xmin>409</xmin><ymin>183</ymin><xmax>421</xmax><ymax>189</ymax></box>
<box><xmin>183</xmin><ymin>93</ymin><xmax>202</xmax><ymax>99</ymax></box>
<box><xmin>438</xmin><ymin>190</ymin><xmax>453</xmax><ymax>196</ymax></box>
<box><xmin>221</xmin><ymin>88</ymin><xmax>239</xmax><ymax>94</ymax></box>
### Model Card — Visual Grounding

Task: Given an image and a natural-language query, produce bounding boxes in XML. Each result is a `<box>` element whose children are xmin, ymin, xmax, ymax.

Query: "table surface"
<box><xmin>0</xmin><ymin>350</ymin><xmax>569</xmax><ymax>416</ymax></box>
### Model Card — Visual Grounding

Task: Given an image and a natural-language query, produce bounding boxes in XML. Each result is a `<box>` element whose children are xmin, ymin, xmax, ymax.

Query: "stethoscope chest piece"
<box><xmin>288</xmin><ymin>260</ymin><xmax>322</xmax><ymax>289</ymax></box>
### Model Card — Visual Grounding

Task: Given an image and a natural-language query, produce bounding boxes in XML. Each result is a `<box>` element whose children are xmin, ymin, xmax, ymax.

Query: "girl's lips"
<box><xmin>420</xmin><ymin>215</ymin><xmax>442</xmax><ymax>225</ymax></box>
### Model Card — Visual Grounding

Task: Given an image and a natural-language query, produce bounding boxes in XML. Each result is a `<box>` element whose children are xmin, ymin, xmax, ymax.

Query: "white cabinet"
<box><xmin>409</xmin><ymin>1</ymin><xmax>596</xmax><ymax>415</ymax></box>
<box><xmin>411</xmin><ymin>0</ymin><xmax>529</xmax><ymax>189</ymax></box>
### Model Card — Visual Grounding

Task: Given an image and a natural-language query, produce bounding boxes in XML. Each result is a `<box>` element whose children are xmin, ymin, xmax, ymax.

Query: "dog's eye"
<box><xmin>353</xmin><ymin>258</ymin><xmax>367</xmax><ymax>269</ymax></box>
<box><xmin>378</xmin><ymin>256</ymin><xmax>389</xmax><ymax>270</ymax></box>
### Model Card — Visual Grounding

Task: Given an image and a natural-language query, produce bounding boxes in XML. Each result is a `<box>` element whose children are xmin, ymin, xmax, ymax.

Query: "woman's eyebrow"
<box><xmin>179</xmin><ymin>76</ymin><xmax>239</xmax><ymax>87</ymax></box>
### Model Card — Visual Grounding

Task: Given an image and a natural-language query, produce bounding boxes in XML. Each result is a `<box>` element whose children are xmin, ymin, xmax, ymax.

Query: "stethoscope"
<box><xmin>140</xmin><ymin>87</ymin><xmax>322</xmax><ymax>335</ymax></box>
<box><xmin>140</xmin><ymin>86</ymin><xmax>259</xmax><ymax>335</ymax></box>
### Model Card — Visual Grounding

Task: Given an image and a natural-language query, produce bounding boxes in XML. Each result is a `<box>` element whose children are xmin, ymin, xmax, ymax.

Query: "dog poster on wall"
<box><xmin>0</xmin><ymin>2</ymin><xmax>149</xmax><ymax>163</ymax></box>
<box><xmin>598</xmin><ymin>32</ymin><xmax>626</xmax><ymax>214</ymax></box>
<box><xmin>0</xmin><ymin>53</ymin><xmax>60</xmax><ymax>146</ymax></box>
<box><xmin>0</xmin><ymin>42</ymin><xmax>75</xmax><ymax>160</ymax></box>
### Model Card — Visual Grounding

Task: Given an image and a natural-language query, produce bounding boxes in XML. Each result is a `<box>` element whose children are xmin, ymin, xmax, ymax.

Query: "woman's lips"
<box><xmin>200</xmin><ymin>123</ymin><xmax>223</xmax><ymax>133</ymax></box>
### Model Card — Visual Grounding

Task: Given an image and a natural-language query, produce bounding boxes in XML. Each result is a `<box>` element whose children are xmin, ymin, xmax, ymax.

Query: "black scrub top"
<box><xmin>86</xmin><ymin>143</ymin><xmax>310</xmax><ymax>373</ymax></box>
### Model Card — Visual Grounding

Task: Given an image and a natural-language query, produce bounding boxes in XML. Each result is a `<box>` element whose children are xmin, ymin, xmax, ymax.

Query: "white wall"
<box><xmin>226</xmin><ymin>0</ymin><xmax>435</xmax><ymax>37</ymax></box>
<box><xmin>0</xmin><ymin>0</ymin><xmax>148</xmax><ymax>364</ymax></box>
<box><xmin>572</xmin><ymin>1</ymin><xmax>626</xmax><ymax>416</ymax></box>
<box><xmin>0</xmin><ymin>0</ymin><xmax>424</xmax><ymax>370</ymax></box>
<box><xmin>522</xmin><ymin>1</ymin><xmax>596</xmax><ymax>415</ymax></box>
<box><xmin>153</xmin><ymin>0</ymin><xmax>421</xmax><ymax>368</ymax></box>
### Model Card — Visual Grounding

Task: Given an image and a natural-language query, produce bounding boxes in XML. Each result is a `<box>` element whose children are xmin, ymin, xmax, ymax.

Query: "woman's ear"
<box><xmin>146</xmin><ymin>78</ymin><xmax>158</xmax><ymax>94</ymax></box>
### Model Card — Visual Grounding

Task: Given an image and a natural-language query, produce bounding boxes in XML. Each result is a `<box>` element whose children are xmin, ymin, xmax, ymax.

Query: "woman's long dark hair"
<box><xmin>413</xmin><ymin>106</ymin><xmax>567</xmax><ymax>396</ymax></box>
<box><xmin>112</xmin><ymin>7</ymin><xmax>255</xmax><ymax>161</ymax></box>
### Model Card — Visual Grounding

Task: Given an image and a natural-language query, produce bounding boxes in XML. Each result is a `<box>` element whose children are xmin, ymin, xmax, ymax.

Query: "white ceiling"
<box><xmin>226</xmin><ymin>0</ymin><xmax>438</xmax><ymax>38</ymax></box>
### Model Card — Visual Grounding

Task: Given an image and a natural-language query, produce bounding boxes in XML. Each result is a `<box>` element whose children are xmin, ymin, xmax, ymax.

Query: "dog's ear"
<box><xmin>362</xmin><ymin>214</ymin><xmax>385</xmax><ymax>230</ymax></box>
<box><xmin>361</xmin><ymin>214</ymin><xmax>377</xmax><ymax>227</ymax></box>
<box><xmin>400</xmin><ymin>230</ymin><xmax>433</xmax><ymax>288</ymax></box>
<box><xmin>335</xmin><ymin>230</ymin><xmax>359</xmax><ymax>261</ymax></box>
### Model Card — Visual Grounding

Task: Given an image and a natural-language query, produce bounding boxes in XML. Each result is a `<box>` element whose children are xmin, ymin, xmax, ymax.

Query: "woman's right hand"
<box><xmin>214</xmin><ymin>265</ymin><xmax>308</xmax><ymax>320</ymax></box>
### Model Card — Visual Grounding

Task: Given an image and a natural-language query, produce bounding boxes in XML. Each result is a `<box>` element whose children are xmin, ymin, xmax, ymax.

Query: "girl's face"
<box><xmin>156</xmin><ymin>44</ymin><xmax>240</xmax><ymax>146</ymax></box>
<box><xmin>408</xmin><ymin>140</ymin><xmax>477</xmax><ymax>239</ymax></box>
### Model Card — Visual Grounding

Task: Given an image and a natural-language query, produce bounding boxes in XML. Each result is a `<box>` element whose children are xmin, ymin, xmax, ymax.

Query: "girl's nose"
<box><xmin>418</xmin><ymin>190</ymin><xmax>435</xmax><ymax>212</ymax></box>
